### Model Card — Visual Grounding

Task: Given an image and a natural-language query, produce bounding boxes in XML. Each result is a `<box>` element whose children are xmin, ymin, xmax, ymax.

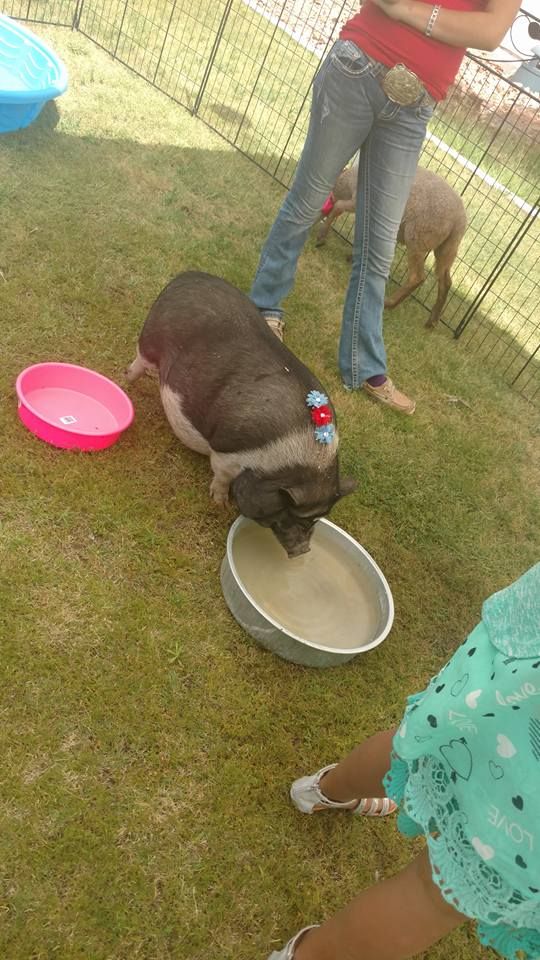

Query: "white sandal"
<box><xmin>268</xmin><ymin>925</ymin><xmax>319</xmax><ymax>960</ymax></box>
<box><xmin>290</xmin><ymin>764</ymin><xmax>397</xmax><ymax>817</ymax></box>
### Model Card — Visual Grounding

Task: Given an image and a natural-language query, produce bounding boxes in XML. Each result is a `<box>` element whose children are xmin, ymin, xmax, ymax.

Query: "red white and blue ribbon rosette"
<box><xmin>306</xmin><ymin>390</ymin><xmax>335</xmax><ymax>444</ymax></box>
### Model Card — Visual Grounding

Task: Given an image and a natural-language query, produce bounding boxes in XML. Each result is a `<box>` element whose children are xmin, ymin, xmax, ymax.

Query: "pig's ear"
<box><xmin>280</xmin><ymin>486</ymin><xmax>304</xmax><ymax>506</ymax></box>
<box><xmin>339</xmin><ymin>476</ymin><xmax>357</xmax><ymax>497</ymax></box>
<box><xmin>231</xmin><ymin>469</ymin><xmax>285</xmax><ymax>518</ymax></box>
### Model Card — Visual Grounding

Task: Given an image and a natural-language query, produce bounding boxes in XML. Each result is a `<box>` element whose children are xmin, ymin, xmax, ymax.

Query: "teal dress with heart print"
<box><xmin>383</xmin><ymin>563</ymin><xmax>540</xmax><ymax>960</ymax></box>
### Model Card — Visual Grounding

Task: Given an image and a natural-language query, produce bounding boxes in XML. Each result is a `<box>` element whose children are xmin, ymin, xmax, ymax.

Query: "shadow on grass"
<box><xmin>35</xmin><ymin>99</ymin><xmax>61</xmax><ymax>131</ymax></box>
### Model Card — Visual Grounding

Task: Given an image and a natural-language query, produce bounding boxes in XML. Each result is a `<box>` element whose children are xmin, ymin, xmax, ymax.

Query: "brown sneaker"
<box><xmin>363</xmin><ymin>377</ymin><xmax>416</xmax><ymax>415</ymax></box>
<box><xmin>265</xmin><ymin>316</ymin><xmax>285</xmax><ymax>341</ymax></box>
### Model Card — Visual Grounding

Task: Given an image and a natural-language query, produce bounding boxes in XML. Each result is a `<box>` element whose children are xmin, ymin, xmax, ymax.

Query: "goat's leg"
<box><xmin>384</xmin><ymin>247</ymin><xmax>426</xmax><ymax>309</ymax></box>
<box><xmin>427</xmin><ymin>267</ymin><xmax>451</xmax><ymax>328</ymax></box>
<box><xmin>426</xmin><ymin>238</ymin><xmax>460</xmax><ymax>328</ymax></box>
<box><xmin>316</xmin><ymin>198</ymin><xmax>355</xmax><ymax>247</ymax></box>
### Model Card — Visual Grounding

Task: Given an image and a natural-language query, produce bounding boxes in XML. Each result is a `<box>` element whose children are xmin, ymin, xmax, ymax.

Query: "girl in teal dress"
<box><xmin>269</xmin><ymin>564</ymin><xmax>540</xmax><ymax>960</ymax></box>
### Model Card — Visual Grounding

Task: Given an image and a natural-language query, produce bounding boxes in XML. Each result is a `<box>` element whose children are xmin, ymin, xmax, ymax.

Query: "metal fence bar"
<box><xmin>152</xmin><ymin>0</ymin><xmax>177</xmax><ymax>84</ymax></box>
<box><xmin>113</xmin><ymin>1</ymin><xmax>129</xmax><ymax>59</ymax></box>
<box><xmin>192</xmin><ymin>0</ymin><xmax>235</xmax><ymax>116</ymax></box>
<box><xmin>72</xmin><ymin>0</ymin><xmax>85</xmax><ymax>29</ymax></box>
<box><xmin>512</xmin><ymin>342</ymin><xmax>539</xmax><ymax>386</ymax></box>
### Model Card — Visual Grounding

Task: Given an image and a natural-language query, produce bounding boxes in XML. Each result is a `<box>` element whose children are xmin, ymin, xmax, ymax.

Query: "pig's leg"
<box><xmin>209</xmin><ymin>453</ymin><xmax>242</xmax><ymax>505</ymax></box>
<box><xmin>125</xmin><ymin>348</ymin><xmax>158</xmax><ymax>382</ymax></box>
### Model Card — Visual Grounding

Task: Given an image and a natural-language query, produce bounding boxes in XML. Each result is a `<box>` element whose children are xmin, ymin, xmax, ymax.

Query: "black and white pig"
<box><xmin>126</xmin><ymin>271</ymin><xmax>356</xmax><ymax>557</ymax></box>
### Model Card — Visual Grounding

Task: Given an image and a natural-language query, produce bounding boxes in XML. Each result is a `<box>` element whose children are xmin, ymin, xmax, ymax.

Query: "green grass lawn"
<box><xmin>0</xmin><ymin>23</ymin><xmax>539</xmax><ymax>960</ymax></box>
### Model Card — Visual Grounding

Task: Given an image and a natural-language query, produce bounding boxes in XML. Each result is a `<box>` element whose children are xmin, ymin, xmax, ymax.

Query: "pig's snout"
<box><xmin>287</xmin><ymin>540</ymin><xmax>311</xmax><ymax>559</ymax></box>
<box><xmin>270</xmin><ymin>520</ymin><xmax>315</xmax><ymax>559</ymax></box>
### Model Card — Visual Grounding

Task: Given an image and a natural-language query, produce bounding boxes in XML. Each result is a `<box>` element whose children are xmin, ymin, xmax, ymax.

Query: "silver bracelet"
<box><xmin>425</xmin><ymin>3</ymin><xmax>441</xmax><ymax>37</ymax></box>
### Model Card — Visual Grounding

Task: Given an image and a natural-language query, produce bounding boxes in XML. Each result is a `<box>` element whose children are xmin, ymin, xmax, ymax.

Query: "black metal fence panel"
<box><xmin>76</xmin><ymin>1</ymin><xmax>237</xmax><ymax>115</ymax></box>
<box><xmin>14</xmin><ymin>0</ymin><xmax>539</xmax><ymax>401</ymax></box>
<box><xmin>190</xmin><ymin>0</ymin><xmax>338</xmax><ymax>181</ymax></box>
<box><xmin>399</xmin><ymin>56</ymin><xmax>539</xmax><ymax>402</ymax></box>
<box><xmin>454</xmin><ymin>193</ymin><xmax>539</xmax><ymax>402</ymax></box>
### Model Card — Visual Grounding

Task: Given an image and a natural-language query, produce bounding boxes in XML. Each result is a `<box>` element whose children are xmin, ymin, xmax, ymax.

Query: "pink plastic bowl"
<box><xmin>16</xmin><ymin>362</ymin><xmax>135</xmax><ymax>451</ymax></box>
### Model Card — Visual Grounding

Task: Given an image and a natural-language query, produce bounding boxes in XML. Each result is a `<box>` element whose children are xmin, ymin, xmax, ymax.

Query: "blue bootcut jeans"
<box><xmin>249</xmin><ymin>39</ymin><xmax>434</xmax><ymax>389</ymax></box>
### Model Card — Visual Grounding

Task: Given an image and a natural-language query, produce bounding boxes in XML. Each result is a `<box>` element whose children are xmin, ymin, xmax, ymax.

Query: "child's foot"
<box><xmin>290</xmin><ymin>764</ymin><xmax>397</xmax><ymax>816</ymax></box>
<box><xmin>268</xmin><ymin>925</ymin><xmax>319</xmax><ymax>960</ymax></box>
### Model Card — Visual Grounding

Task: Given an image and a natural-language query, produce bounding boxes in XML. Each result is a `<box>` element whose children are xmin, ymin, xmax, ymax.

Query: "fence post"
<box><xmin>153</xmin><ymin>0</ymin><xmax>177</xmax><ymax>85</ymax></box>
<box><xmin>114</xmin><ymin>1</ymin><xmax>130</xmax><ymax>59</ymax></box>
<box><xmin>72</xmin><ymin>0</ymin><xmax>85</xmax><ymax>30</ymax></box>
<box><xmin>192</xmin><ymin>0</ymin><xmax>234</xmax><ymax>116</ymax></box>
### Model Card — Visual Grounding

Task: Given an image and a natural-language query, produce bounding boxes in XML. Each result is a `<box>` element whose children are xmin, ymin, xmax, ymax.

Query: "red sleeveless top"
<box><xmin>339</xmin><ymin>0</ymin><xmax>486</xmax><ymax>101</ymax></box>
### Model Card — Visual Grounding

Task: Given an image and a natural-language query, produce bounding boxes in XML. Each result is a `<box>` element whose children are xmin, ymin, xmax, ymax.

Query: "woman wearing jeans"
<box><xmin>250</xmin><ymin>0</ymin><xmax>520</xmax><ymax>414</ymax></box>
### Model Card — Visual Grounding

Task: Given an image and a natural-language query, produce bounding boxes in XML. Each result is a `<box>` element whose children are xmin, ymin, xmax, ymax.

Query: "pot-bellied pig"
<box><xmin>127</xmin><ymin>271</ymin><xmax>356</xmax><ymax>557</ymax></box>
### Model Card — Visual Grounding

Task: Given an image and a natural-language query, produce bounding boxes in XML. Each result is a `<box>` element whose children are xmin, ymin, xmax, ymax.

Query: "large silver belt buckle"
<box><xmin>382</xmin><ymin>63</ymin><xmax>424</xmax><ymax>106</ymax></box>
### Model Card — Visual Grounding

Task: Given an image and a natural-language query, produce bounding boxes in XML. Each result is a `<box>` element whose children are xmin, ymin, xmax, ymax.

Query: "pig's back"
<box><xmin>138</xmin><ymin>272</ymin><xmax>331</xmax><ymax>453</ymax></box>
<box><xmin>141</xmin><ymin>272</ymin><xmax>263</xmax><ymax>349</ymax></box>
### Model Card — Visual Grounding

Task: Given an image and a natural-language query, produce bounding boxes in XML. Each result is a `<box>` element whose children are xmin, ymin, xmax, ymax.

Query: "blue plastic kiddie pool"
<box><xmin>0</xmin><ymin>14</ymin><xmax>67</xmax><ymax>133</ymax></box>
